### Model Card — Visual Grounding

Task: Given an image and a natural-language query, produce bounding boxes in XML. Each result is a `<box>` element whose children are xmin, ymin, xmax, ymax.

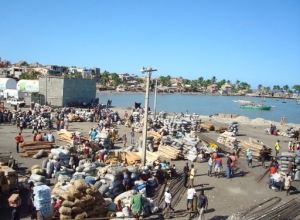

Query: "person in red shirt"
<box><xmin>15</xmin><ymin>133</ymin><xmax>24</xmax><ymax>153</ymax></box>
<box><xmin>270</xmin><ymin>165</ymin><xmax>277</xmax><ymax>175</ymax></box>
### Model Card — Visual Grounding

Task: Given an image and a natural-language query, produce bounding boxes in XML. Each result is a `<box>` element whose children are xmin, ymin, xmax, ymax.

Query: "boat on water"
<box><xmin>233</xmin><ymin>99</ymin><xmax>254</xmax><ymax>104</ymax></box>
<box><xmin>297</xmin><ymin>99</ymin><xmax>300</xmax><ymax>105</ymax></box>
<box><xmin>239</xmin><ymin>103</ymin><xmax>272</xmax><ymax>110</ymax></box>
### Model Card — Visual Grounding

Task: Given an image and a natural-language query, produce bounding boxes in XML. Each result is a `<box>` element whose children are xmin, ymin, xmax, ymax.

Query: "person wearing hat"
<box><xmin>246</xmin><ymin>149</ymin><xmax>253</xmax><ymax>168</ymax></box>
<box><xmin>115</xmin><ymin>198</ymin><xmax>123</xmax><ymax>212</ymax></box>
<box><xmin>274</xmin><ymin>140</ymin><xmax>281</xmax><ymax>158</ymax></box>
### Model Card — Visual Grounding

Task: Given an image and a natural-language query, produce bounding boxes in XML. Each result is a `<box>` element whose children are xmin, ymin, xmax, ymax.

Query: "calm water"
<box><xmin>96</xmin><ymin>93</ymin><xmax>300</xmax><ymax>124</ymax></box>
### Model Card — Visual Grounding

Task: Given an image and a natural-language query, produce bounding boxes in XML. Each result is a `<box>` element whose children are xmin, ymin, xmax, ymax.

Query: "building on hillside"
<box><xmin>220</xmin><ymin>83</ymin><xmax>235</xmax><ymax>94</ymax></box>
<box><xmin>38</xmin><ymin>77</ymin><xmax>96</xmax><ymax>106</ymax></box>
<box><xmin>207</xmin><ymin>84</ymin><xmax>218</xmax><ymax>93</ymax></box>
<box><xmin>45</xmin><ymin>65</ymin><xmax>68</xmax><ymax>76</ymax></box>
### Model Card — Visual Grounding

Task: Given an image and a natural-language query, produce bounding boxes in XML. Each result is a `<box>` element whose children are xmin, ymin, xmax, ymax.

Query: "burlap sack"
<box><xmin>61</xmin><ymin>200</ymin><xmax>74</xmax><ymax>208</ymax></box>
<box><xmin>72</xmin><ymin>206</ymin><xmax>84</xmax><ymax>214</ymax></box>
<box><xmin>31</xmin><ymin>168</ymin><xmax>44</xmax><ymax>175</ymax></box>
<box><xmin>59</xmin><ymin>193</ymin><xmax>71</xmax><ymax>201</ymax></box>
<box><xmin>86</xmin><ymin>185</ymin><xmax>98</xmax><ymax>195</ymax></box>
<box><xmin>67</xmin><ymin>185</ymin><xmax>81</xmax><ymax>198</ymax></box>
<box><xmin>59</xmin><ymin>206</ymin><xmax>72</xmax><ymax>215</ymax></box>
<box><xmin>86</xmin><ymin>210</ymin><xmax>96</xmax><ymax>217</ymax></box>
<box><xmin>82</xmin><ymin>194</ymin><xmax>95</xmax><ymax>205</ymax></box>
<box><xmin>94</xmin><ymin>204</ymin><xmax>106</xmax><ymax>211</ymax></box>
<box><xmin>31</xmin><ymin>164</ymin><xmax>41</xmax><ymax>171</ymax></box>
<box><xmin>60</xmin><ymin>214</ymin><xmax>72</xmax><ymax>220</ymax></box>
<box><xmin>73</xmin><ymin>199</ymin><xmax>85</xmax><ymax>209</ymax></box>
<box><xmin>74</xmin><ymin>179</ymin><xmax>89</xmax><ymax>191</ymax></box>
<box><xmin>75</xmin><ymin>212</ymin><xmax>87</xmax><ymax>219</ymax></box>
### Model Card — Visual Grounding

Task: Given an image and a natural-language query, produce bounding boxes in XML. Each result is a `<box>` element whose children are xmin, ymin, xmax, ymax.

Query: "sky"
<box><xmin>1</xmin><ymin>0</ymin><xmax>299</xmax><ymax>89</ymax></box>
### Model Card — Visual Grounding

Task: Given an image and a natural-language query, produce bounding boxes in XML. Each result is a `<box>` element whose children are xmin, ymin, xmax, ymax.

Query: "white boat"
<box><xmin>297</xmin><ymin>99</ymin><xmax>300</xmax><ymax>105</ymax></box>
<box><xmin>233</xmin><ymin>99</ymin><xmax>254</xmax><ymax>104</ymax></box>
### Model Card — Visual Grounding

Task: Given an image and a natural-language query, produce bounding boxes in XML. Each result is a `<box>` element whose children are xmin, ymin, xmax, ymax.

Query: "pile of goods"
<box><xmin>95</xmin><ymin>131</ymin><xmax>111</xmax><ymax>148</ymax></box>
<box><xmin>56</xmin><ymin>179</ymin><xmax>106</xmax><ymax>219</ymax></box>
<box><xmin>33</xmin><ymin>185</ymin><xmax>53</xmax><ymax>219</ymax></box>
<box><xmin>67</xmin><ymin>114</ymin><xmax>85</xmax><ymax>122</ymax></box>
<box><xmin>119</xmin><ymin>152</ymin><xmax>141</xmax><ymax>165</ymax></box>
<box><xmin>19</xmin><ymin>141</ymin><xmax>54</xmax><ymax>158</ymax></box>
<box><xmin>57</xmin><ymin>129</ymin><xmax>88</xmax><ymax>144</ymax></box>
<box><xmin>200</xmin><ymin>123</ymin><xmax>215</xmax><ymax>131</ymax></box>
<box><xmin>227</xmin><ymin>121</ymin><xmax>239</xmax><ymax>136</ymax></box>
<box><xmin>29</xmin><ymin>164</ymin><xmax>50</xmax><ymax>186</ymax></box>
<box><xmin>0</xmin><ymin>166</ymin><xmax>17</xmax><ymax>193</ymax></box>
<box><xmin>217</xmin><ymin>131</ymin><xmax>238</xmax><ymax>148</ymax></box>
<box><xmin>278</xmin><ymin>152</ymin><xmax>300</xmax><ymax>180</ymax></box>
<box><xmin>239</xmin><ymin>138</ymin><xmax>272</xmax><ymax>160</ymax></box>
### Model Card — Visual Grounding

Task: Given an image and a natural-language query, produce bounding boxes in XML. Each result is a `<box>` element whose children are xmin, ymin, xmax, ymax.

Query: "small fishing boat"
<box><xmin>239</xmin><ymin>103</ymin><xmax>272</xmax><ymax>110</ymax></box>
<box><xmin>233</xmin><ymin>99</ymin><xmax>254</xmax><ymax>105</ymax></box>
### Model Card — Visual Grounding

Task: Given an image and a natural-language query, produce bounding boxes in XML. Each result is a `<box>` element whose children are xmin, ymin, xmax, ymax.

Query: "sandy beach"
<box><xmin>0</xmin><ymin>105</ymin><xmax>299</xmax><ymax>220</ymax></box>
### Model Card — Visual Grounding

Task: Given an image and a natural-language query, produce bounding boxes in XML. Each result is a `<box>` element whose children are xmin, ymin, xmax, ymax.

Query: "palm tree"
<box><xmin>258</xmin><ymin>84</ymin><xmax>263</xmax><ymax>91</ymax></box>
<box><xmin>283</xmin><ymin>85</ymin><xmax>289</xmax><ymax>93</ymax></box>
<box><xmin>211</xmin><ymin>76</ymin><xmax>217</xmax><ymax>84</ymax></box>
<box><xmin>100</xmin><ymin>70</ymin><xmax>110</xmax><ymax>86</ymax></box>
<box><xmin>292</xmin><ymin>85</ymin><xmax>300</xmax><ymax>94</ymax></box>
<box><xmin>197</xmin><ymin>77</ymin><xmax>204</xmax><ymax>86</ymax></box>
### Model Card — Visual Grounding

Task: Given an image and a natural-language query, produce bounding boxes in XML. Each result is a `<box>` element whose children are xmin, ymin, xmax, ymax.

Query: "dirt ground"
<box><xmin>0</xmin><ymin>105</ymin><xmax>298</xmax><ymax>220</ymax></box>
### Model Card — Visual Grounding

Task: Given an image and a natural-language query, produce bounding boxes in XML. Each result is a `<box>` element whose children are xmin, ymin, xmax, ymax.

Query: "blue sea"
<box><xmin>96</xmin><ymin>93</ymin><xmax>300</xmax><ymax>124</ymax></box>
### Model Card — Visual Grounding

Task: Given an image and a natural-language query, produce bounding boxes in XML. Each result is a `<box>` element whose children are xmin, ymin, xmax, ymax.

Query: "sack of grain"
<box><xmin>30</xmin><ymin>173</ymin><xmax>45</xmax><ymax>182</ymax></box>
<box><xmin>31</xmin><ymin>165</ymin><xmax>42</xmax><ymax>170</ymax></box>
<box><xmin>60</xmin><ymin>214</ymin><xmax>72</xmax><ymax>219</ymax></box>
<box><xmin>61</xmin><ymin>200</ymin><xmax>74</xmax><ymax>208</ymax></box>
<box><xmin>75</xmin><ymin>166</ymin><xmax>84</xmax><ymax>172</ymax></box>
<box><xmin>59</xmin><ymin>193</ymin><xmax>71</xmax><ymax>201</ymax></box>
<box><xmin>94</xmin><ymin>181</ymin><xmax>102</xmax><ymax>189</ymax></box>
<box><xmin>59</xmin><ymin>206</ymin><xmax>72</xmax><ymax>215</ymax></box>
<box><xmin>67</xmin><ymin>185</ymin><xmax>81</xmax><ymax>198</ymax></box>
<box><xmin>86</xmin><ymin>184</ymin><xmax>98</xmax><ymax>195</ymax></box>
<box><xmin>72</xmin><ymin>206</ymin><xmax>84</xmax><ymax>214</ymax></box>
<box><xmin>33</xmin><ymin>150</ymin><xmax>45</xmax><ymax>159</ymax></box>
<box><xmin>86</xmin><ymin>210</ymin><xmax>96</xmax><ymax>217</ymax></box>
<box><xmin>75</xmin><ymin>212</ymin><xmax>87</xmax><ymax>219</ymax></box>
<box><xmin>31</xmin><ymin>168</ymin><xmax>44</xmax><ymax>175</ymax></box>
<box><xmin>42</xmin><ymin>158</ymin><xmax>49</xmax><ymax>169</ymax></box>
<box><xmin>73</xmin><ymin>199</ymin><xmax>85</xmax><ymax>209</ymax></box>
<box><xmin>74</xmin><ymin>179</ymin><xmax>89</xmax><ymax>191</ymax></box>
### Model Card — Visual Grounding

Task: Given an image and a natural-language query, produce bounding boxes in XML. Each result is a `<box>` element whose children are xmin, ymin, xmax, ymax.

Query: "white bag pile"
<box><xmin>51</xmin><ymin>147</ymin><xmax>71</xmax><ymax>167</ymax></box>
<box><xmin>33</xmin><ymin>185</ymin><xmax>52</xmax><ymax>218</ymax></box>
<box><xmin>95</xmin><ymin>131</ymin><xmax>110</xmax><ymax>148</ymax></box>
<box><xmin>278</xmin><ymin>152</ymin><xmax>300</xmax><ymax>180</ymax></box>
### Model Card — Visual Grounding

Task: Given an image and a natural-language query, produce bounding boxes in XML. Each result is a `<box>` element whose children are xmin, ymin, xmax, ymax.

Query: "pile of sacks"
<box><xmin>105</xmin><ymin>190</ymin><xmax>159</xmax><ymax>218</ymax></box>
<box><xmin>50</xmin><ymin>147</ymin><xmax>71</xmax><ymax>167</ymax></box>
<box><xmin>57</xmin><ymin>179</ymin><xmax>106</xmax><ymax>219</ymax></box>
<box><xmin>278</xmin><ymin>152</ymin><xmax>300</xmax><ymax>180</ymax></box>
<box><xmin>28</xmin><ymin>165</ymin><xmax>50</xmax><ymax>186</ymax></box>
<box><xmin>228</xmin><ymin>121</ymin><xmax>239</xmax><ymax>136</ymax></box>
<box><xmin>33</xmin><ymin>185</ymin><xmax>52</xmax><ymax>218</ymax></box>
<box><xmin>95</xmin><ymin>131</ymin><xmax>111</xmax><ymax>148</ymax></box>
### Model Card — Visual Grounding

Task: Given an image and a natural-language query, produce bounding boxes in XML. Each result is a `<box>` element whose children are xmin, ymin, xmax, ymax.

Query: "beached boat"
<box><xmin>239</xmin><ymin>102</ymin><xmax>272</xmax><ymax>110</ymax></box>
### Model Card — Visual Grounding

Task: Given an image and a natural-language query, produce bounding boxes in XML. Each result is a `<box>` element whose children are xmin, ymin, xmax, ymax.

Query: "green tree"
<box><xmin>211</xmin><ymin>76</ymin><xmax>217</xmax><ymax>84</ymax></box>
<box><xmin>197</xmin><ymin>77</ymin><xmax>204</xmax><ymax>86</ymax></box>
<box><xmin>258</xmin><ymin>84</ymin><xmax>263</xmax><ymax>91</ymax></box>
<box><xmin>19</xmin><ymin>71</ymin><xmax>37</xmax><ymax>79</ymax></box>
<box><xmin>283</xmin><ymin>85</ymin><xmax>289</xmax><ymax>92</ymax></box>
<box><xmin>237</xmin><ymin>82</ymin><xmax>251</xmax><ymax>90</ymax></box>
<box><xmin>292</xmin><ymin>85</ymin><xmax>300</xmax><ymax>93</ymax></box>
<box><xmin>217</xmin><ymin>79</ymin><xmax>226</xmax><ymax>88</ymax></box>
<box><xmin>100</xmin><ymin>70</ymin><xmax>110</xmax><ymax>86</ymax></box>
<box><xmin>159</xmin><ymin>76</ymin><xmax>171</xmax><ymax>87</ymax></box>
<box><xmin>110</xmin><ymin>73</ymin><xmax>122</xmax><ymax>86</ymax></box>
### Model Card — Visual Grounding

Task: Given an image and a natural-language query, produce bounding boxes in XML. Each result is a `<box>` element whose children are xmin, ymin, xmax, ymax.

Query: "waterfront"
<box><xmin>96</xmin><ymin>93</ymin><xmax>300</xmax><ymax>124</ymax></box>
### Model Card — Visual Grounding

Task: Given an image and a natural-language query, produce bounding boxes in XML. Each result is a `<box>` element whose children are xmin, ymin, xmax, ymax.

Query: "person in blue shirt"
<box><xmin>246</xmin><ymin>149</ymin><xmax>253</xmax><ymax>168</ymax></box>
<box><xmin>91</xmin><ymin>129</ymin><xmax>98</xmax><ymax>140</ymax></box>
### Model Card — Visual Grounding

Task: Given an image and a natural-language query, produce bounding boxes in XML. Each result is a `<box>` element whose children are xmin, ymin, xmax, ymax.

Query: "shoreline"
<box><xmin>96</xmin><ymin>90</ymin><xmax>300</xmax><ymax>100</ymax></box>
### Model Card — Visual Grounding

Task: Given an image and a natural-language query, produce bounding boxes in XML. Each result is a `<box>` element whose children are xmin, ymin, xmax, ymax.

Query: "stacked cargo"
<box><xmin>0</xmin><ymin>166</ymin><xmax>17</xmax><ymax>193</ymax></box>
<box><xmin>33</xmin><ymin>185</ymin><xmax>52</xmax><ymax>219</ymax></box>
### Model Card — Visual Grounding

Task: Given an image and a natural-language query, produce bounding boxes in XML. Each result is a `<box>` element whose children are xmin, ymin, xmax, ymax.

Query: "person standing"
<box><xmin>285</xmin><ymin>173</ymin><xmax>292</xmax><ymax>196</ymax></box>
<box><xmin>186</xmin><ymin>185</ymin><xmax>196</xmax><ymax>211</ymax></box>
<box><xmin>214</xmin><ymin>156</ymin><xmax>223</xmax><ymax>178</ymax></box>
<box><xmin>226</xmin><ymin>154</ymin><xmax>232</xmax><ymax>179</ymax></box>
<box><xmin>197</xmin><ymin>190</ymin><xmax>208</xmax><ymax>220</ymax></box>
<box><xmin>130</xmin><ymin>191</ymin><xmax>143</xmax><ymax>220</ymax></box>
<box><xmin>130</xmin><ymin>128</ymin><xmax>135</xmax><ymax>144</ymax></box>
<box><xmin>229</xmin><ymin>153</ymin><xmax>237</xmax><ymax>176</ymax></box>
<box><xmin>207</xmin><ymin>154</ymin><xmax>214</xmax><ymax>177</ymax></box>
<box><xmin>122</xmin><ymin>134</ymin><xmax>127</xmax><ymax>148</ymax></box>
<box><xmin>32</xmin><ymin>120</ymin><xmax>39</xmax><ymax>134</ymax></box>
<box><xmin>15</xmin><ymin>132</ymin><xmax>24</xmax><ymax>153</ymax></box>
<box><xmin>163</xmin><ymin>188</ymin><xmax>175</xmax><ymax>213</ymax></box>
<box><xmin>183</xmin><ymin>163</ymin><xmax>190</xmax><ymax>187</ymax></box>
<box><xmin>246</xmin><ymin>149</ymin><xmax>253</xmax><ymax>168</ymax></box>
<box><xmin>288</xmin><ymin>140</ymin><xmax>293</xmax><ymax>152</ymax></box>
<box><xmin>189</xmin><ymin>164</ymin><xmax>195</xmax><ymax>187</ymax></box>
<box><xmin>275</xmin><ymin>140</ymin><xmax>281</xmax><ymax>158</ymax></box>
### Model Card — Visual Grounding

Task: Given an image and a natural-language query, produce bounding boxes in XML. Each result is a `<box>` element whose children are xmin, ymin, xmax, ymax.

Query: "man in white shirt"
<box><xmin>186</xmin><ymin>185</ymin><xmax>196</xmax><ymax>210</ymax></box>
<box><xmin>163</xmin><ymin>188</ymin><xmax>175</xmax><ymax>213</ymax></box>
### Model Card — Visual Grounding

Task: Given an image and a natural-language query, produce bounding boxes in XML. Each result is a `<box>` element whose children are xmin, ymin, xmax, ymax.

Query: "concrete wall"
<box><xmin>63</xmin><ymin>78</ymin><xmax>96</xmax><ymax>106</ymax></box>
<box><xmin>39</xmin><ymin>77</ymin><xmax>96</xmax><ymax>106</ymax></box>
